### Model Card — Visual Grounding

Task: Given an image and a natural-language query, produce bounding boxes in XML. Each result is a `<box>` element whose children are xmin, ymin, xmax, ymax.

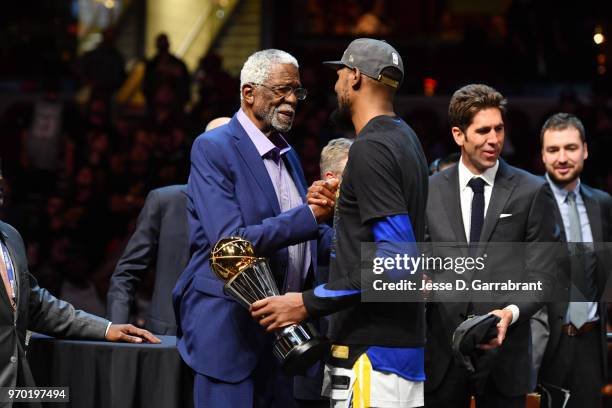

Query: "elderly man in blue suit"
<box><xmin>173</xmin><ymin>49</ymin><xmax>335</xmax><ymax>408</ymax></box>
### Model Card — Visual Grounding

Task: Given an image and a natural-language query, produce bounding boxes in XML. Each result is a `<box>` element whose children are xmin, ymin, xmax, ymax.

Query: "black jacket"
<box><xmin>542</xmin><ymin>182</ymin><xmax>611</xmax><ymax>379</ymax></box>
<box><xmin>107</xmin><ymin>185</ymin><xmax>189</xmax><ymax>335</ymax></box>
<box><xmin>425</xmin><ymin>160</ymin><xmax>561</xmax><ymax>397</ymax></box>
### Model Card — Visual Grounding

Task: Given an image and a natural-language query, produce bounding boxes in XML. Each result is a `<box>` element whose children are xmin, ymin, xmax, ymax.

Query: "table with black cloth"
<box><xmin>28</xmin><ymin>334</ymin><xmax>193</xmax><ymax>408</ymax></box>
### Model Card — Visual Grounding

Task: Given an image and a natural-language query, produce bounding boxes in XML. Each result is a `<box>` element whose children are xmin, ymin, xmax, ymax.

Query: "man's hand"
<box><xmin>477</xmin><ymin>309</ymin><xmax>513</xmax><ymax>350</ymax></box>
<box><xmin>105</xmin><ymin>324</ymin><xmax>161</xmax><ymax>344</ymax></box>
<box><xmin>308</xmin><ymin>179</ymin><xmax>339</xmax><ymax>223</ymax></box>
<box><xmin>307</xmin><ymin>179</ymin><xmax>339</xmax><ymax>208</ymax></box>
<box><xmin>250</xmin><ymin>293</ymin><xmax>308</xmax><ymax>332</ymax></box>
<box><xmin>309</xmin><ymin>203</ymin><xmax>334</xmax><ymax>223</ymax></box>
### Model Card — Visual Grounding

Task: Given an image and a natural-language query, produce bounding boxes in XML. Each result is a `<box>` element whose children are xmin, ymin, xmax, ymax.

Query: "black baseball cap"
<box><xmin>323</xmin><ymin>38</ymin><xmax>404</xmax><ymax>88</ymax></box>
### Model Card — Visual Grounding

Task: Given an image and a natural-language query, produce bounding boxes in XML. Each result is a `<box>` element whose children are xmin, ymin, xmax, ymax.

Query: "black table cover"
<box><xmin>28</xmin><ymin>334</ymin><xmax>193</xmax><ymax>408</ymax></box>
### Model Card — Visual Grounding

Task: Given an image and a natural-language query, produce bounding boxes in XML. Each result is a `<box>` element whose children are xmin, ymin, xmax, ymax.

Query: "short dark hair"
<box><xmin>540</xmin><ymin>112</ymin><xmax>586</xmax><ymax>144</ymax></box>
<box><xmin>380</xmin><ymin>66</ymin><xmax>403</xmax><ymax>84</ymax></box>
<box><xmin>448</xmin><ymin>84</ymin><xmax>507</xmax><ymax>132</ymax></box>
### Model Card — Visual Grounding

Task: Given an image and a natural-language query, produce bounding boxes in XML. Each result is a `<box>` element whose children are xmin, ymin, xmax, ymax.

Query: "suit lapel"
<box><xmin>550</xmin><ymin>198</ymin><xmax>567</xmax><ymax>242</ymax></box>
<box><xmin>441</xmin><ymin>165</ymin><xmax>468</xmax><ymax>245</ymax></box>
<box><xmin>232</xmin><ymin>120</ymin><xmax>281</xmax><ymax>215</ymax></box>
<box><xmin>581</xmin><ymin>185</ymin><xmax>604</xmax><ymax>243</ymax></box>
<box><xmin>0</xmin><ymin>227</ymin><xmax>16</xmax><ymax>313</ymax></box>
<box><xmin>283</xmin><ymin>150</ymin><xmax>307</xmax><ymax>198</ymax></box>
<box><xmin>480</xmin><ymin>161</ymin><xmax>517</xmax><ymax>243</ymax></box>
<box><xmin>580</xmin><ymin>185</ymin><xmax>608</xmax><ymax>297</ymax></box>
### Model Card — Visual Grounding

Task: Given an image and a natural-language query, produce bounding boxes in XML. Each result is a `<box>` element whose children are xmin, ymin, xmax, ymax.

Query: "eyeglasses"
<box><xmin>250</xmin><ymin>83</ymin><xmax>308</xmax><ymax>101</ymax></box>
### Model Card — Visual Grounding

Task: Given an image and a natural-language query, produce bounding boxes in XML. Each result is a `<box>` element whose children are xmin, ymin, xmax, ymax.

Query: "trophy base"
<box><xmin>273</xmin><ymin>324</ymin><xmax>329</xmax><ymax>375</ymax></box>
<box><xmin>282</xmin><ymin>335</ymin><xmax>328</xmax><ymax>375</ymax></box>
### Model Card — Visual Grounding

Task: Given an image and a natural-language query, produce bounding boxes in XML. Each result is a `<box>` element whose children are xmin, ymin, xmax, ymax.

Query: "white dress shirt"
<box><xmin>457</xmin><ymin>158</ymin><xmax>519</xmax><ymax>324</ymax></box>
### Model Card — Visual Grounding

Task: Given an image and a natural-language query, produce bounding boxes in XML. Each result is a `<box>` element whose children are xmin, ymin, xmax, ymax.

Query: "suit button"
<box><xmin>10</xmin><ymin>356</ymin><xmax>17</xmax><ymax>363</ymax></box>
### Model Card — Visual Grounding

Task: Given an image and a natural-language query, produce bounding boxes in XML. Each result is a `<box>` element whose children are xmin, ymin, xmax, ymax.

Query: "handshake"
<box><xmin>307</xmin><ymin>178</ymin><xmax>340</xmax><ymax>223</ymax></box>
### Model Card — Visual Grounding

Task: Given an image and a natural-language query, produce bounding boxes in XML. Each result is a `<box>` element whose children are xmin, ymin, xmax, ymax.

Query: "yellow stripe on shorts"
<box><xmin>352</xmin><ymin>353</ymin><xmax>372</xmax><ymax>408</ymax></box>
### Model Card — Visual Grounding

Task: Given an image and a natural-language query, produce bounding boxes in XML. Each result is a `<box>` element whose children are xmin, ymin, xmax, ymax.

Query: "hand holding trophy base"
<box><xmin>210</xmin><ymin>237</ymin><xmax>327</xmax><ymax>375</ymax></box>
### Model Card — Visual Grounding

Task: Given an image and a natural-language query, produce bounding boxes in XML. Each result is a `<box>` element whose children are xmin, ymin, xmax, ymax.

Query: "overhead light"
<box><xmin>594</xmin><ymin>33</ymin><xmax>605</xmax><ymax>45</ymax></box>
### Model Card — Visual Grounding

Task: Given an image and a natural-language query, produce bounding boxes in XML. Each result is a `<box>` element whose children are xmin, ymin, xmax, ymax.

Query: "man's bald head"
<box><xmin>205</xmin><ymin>117</ymin><xmax>231</xmax><ymax>132</ymax></box>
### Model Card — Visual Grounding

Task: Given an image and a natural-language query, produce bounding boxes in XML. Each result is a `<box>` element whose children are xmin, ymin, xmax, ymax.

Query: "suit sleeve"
<box><xmin>106</xmin><ymin>189</ymin><xmax>161</xmax><ymax>323</ymax></box>
<box><xmin>189</xmin><ymin>137</ymin><xmax>319</xmax><ymax>257</ymax></box>
<box><xmin>317</xmin><ymin>224</ymin><xmax>333</xmax><ymax>267</ymax></box>
<box><xmin>0</xmin><ymin>223</ymin><xmax>112</xmax><ymax>339</ymax></box>
<box><xmin>28</xmin><ymin>273</ymin><xmax>109</xmax><ymax>339</ymax></box>
<box><xmin>510</xmin><ymin>182</ymin><xmax>562</xmax><ymax>324</ymax></box>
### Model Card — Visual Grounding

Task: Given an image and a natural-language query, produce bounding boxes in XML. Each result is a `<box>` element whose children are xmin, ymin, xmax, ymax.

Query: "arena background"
<box><xmin>0</xmin><ymin>0</ymin><xmax>610</xmax><ymax>333</ymax></box>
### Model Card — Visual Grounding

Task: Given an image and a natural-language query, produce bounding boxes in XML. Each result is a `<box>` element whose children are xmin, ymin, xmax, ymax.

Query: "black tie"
<box><xmin>465</xmin><ymin>177</ymin><xmax>486</xmax><ymax>318</ymax></box>
<box><xmin>468</xmin><ymin>177</ymin><xmax>486</xmax><ymax>247</ymax></box>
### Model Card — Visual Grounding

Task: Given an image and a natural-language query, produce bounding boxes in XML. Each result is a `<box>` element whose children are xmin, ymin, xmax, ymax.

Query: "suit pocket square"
<box><xmin>499</xmin><ymin>213</ymin><xmax>512</xmax><ymax>219</ymax></box>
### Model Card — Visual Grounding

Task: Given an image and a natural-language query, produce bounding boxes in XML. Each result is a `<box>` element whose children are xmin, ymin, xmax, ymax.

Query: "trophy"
<box><xmin>210</xmin><ymin>236</ymin><xmax>327</xmax><ymax>375</ymax></box>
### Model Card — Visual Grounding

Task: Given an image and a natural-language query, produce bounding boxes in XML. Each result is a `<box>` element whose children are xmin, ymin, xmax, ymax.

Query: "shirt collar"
<box><xmin>236</xmin><ymin>109</ymin><xmax>291</xmax><ymax>158</ymax></box>
<box><xmin>457</xmin><ymin>157</ymin><xmax>499</xmax><ymax>190</ymax></box>
<box><xmin>545</xmin><ymin>173</ymin><xmax>581</xmax><ymax>204</ymax></box>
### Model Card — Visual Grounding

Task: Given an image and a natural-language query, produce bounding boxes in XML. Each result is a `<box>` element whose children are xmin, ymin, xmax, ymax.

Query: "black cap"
<box><xmin>323</xmin><ymin>38</ymin><xmax>404</xmax><ymax>88</ymax></box>
<box><xmin>452</xmin><ymin>313</ymin><xmax>500</xmax><ymax>373</ymax></box>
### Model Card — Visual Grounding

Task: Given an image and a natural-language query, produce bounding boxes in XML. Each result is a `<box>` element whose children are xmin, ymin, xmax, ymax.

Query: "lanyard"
<box><xmin>0</xmin><ymin>242</ymin><xmax>16</xmax><ymax>301</ymax></box>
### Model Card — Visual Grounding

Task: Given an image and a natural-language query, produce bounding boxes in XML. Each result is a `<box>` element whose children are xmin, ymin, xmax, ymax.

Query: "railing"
<box><xmin>176</xmin><ymin>0</ymin><xmax>240</xmax><ymax>70</ymax></box>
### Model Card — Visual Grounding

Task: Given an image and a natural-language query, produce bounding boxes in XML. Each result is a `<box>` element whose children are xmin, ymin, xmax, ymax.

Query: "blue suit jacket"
<box><xmin>173</xmin><ymin>114</ymin><xmax>331</xmax><ymax>383</ymax></box>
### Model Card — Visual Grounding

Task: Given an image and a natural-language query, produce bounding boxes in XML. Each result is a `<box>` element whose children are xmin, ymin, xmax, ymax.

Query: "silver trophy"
<box><xmin>210</xmin><ymin>237</ymin><xmax>327</xmax><ymax>375</ymax></box>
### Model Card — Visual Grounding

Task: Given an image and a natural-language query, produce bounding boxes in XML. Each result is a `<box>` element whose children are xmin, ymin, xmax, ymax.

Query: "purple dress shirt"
<box><xmin>236</xmin><ymin>109</ymin><xmax>312</xmax><ymax>292</ymax></box>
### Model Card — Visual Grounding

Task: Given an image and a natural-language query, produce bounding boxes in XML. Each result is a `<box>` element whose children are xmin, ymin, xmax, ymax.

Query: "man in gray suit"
<box><xmin>538</xmin><ymin>113</ymin><xmax>610</xmax><ymax>407</ymax></box>
<box><xmin>424</xmin><ymin>84</ymin><xmax>560</xmax><ymax>407</ymax></box>
<box><xmin>0</xmin><ymin>218</ymin><xmax>160</xmax><ymax>392</ymax></box>
<box><xmin>107</xmin><ymin>184</ymin><xmax>189</xmax><ymax>334</ymax></box>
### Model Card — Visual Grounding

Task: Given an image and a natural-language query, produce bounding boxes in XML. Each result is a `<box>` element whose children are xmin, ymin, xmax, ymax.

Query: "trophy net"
<box><xmin>225</xmin><ymin>258</ymin><xmax>279</xmax><ymax>308</ymax></box>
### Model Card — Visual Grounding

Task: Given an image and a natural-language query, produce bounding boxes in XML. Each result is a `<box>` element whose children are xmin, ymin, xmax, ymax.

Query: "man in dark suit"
<box><xmin>0</xmin><ymin>219</ymin><xmax>160</xmax><ymax>396</ymax></box>
<box><xmin>172</xmin><ymin>49</ymin><xmax>333</xmax><ymax>408</ymax></box>
<box><xmin>538</xmin><ymin>112</ymin><xmax>610</xmax><ymax>407</ymax></box>
<box><xmin>424</xmin><ymin>84</ymin><xmax>560</xmax><ymax>407</ymax></box>
<box><xmin>107</xmin><ymin>184</ymin><xmax>189</xmax><ymax>335</ymax></box>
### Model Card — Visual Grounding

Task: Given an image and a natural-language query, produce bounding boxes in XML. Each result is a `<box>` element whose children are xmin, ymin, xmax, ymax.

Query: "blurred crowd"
<box><xmin>0</xmin><ymin>31</ymin><xmax>610</xmax><ymax>316</ymax></box>
<box><xmin>0</xmin><ymin>33</ymin><xmax>240</xmax><ymax>315</ymax></box>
